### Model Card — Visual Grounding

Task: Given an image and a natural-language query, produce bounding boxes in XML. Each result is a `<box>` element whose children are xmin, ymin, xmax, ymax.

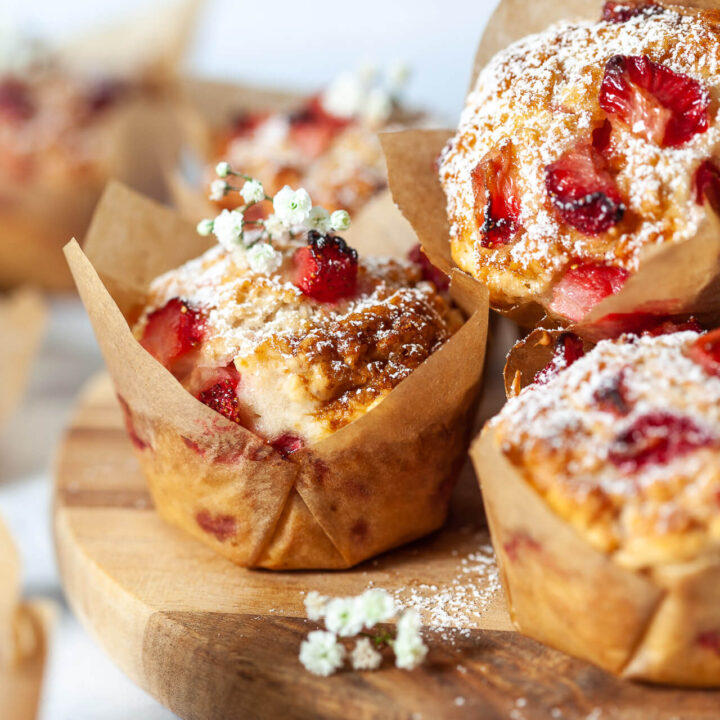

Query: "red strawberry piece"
<box><xmin>550</xmin><ymin>262</ymin><xmax>630</xmax><ymax>322</ymax></box>
<box><xmin>196</xmin><ymin>365</ymin><xmax>242</xmax><ymax>424</ymax></box>
<box><xmin>0</xmin><ymin>78</ymin><xmax>34</xmax><ymax>122</ymax></box>
<box><xmin>643</xmin><ymin>317</ymin><xmax>703</xmax><ymax>337</ymax></box>
<box><xmin>688</xmin><ymin>328</ymin><xmax>720</xmax><ymax>377</ymax></box>
<box><xmin>228</xmin><ymin>111</ymin><xmax>268</xmax><ymax>140</ymax></box>
<box><xmin>599</xmin><ymin>54</ymin><xmax>710</xmax><ymax>147</ymax></box>
<box><xmin>534</xmin><ymin>333</ymin><xmax>586</xmax><ymax>385</ymax></box>
<box><xmin>589</xmin><ymin>312</ymin><xmax>701</xmax><ymax>339</ymax></box>
<box><xmin>695</xmin><ymin>159</ymin><xmax>720</xmax><ymax>214</ymax></box>
<box><xmin>271</xmin><ymin>433</ymin><xmax>305</xmax><ymax>458</ymax></box>
<box><xmin>288</xmin><ymin>95</ymin><xmax>350</xmax><ymax>159</ymax></box>
<box><xmin>601</xmin><ymin>1</ymin><xmax>663</xmax><ymax>23</ymax></box>
<box><xmin>546</xmin><ymin>144</ymin><xmax>625</xmax><ymax>234</ymax></box>
<box><xmin>592</xmin><ymin>119</ymin><xmax>613</xmax><ymax>155</ymax></box>
<box><xmin>140</xmin><ymin>298</ymin><xmax>206</xmax><ymax>369</ymax></box>
<box><xmin>84</xmin><ymin>78</ymin><xmax>126</xmax><ymax>116</ymax></box>
<box><xmin>471</xmin><ymin>145</ymin><xmax>521</xmax><ymax>248</ymax></box>
<box><xmin>408</xmin><ymin>244</ymin><xmax>450</xmax><ymax>291</ymax></box>
<box><xmin>609</xmin><ymin>412</ymin><xmax>714</xmax><ymax>471</ymax></box>
<box><xmin>294</xmin><ymin>230</ymin><xmax>358</xmax><ymax>302</ymax></box>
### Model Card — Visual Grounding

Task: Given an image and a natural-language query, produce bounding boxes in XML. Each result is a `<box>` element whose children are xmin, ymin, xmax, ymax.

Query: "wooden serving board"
<box><xmin>54</xmin><ymin>374</ymin><xmax>720</xmax><ymax>720</ymax></box>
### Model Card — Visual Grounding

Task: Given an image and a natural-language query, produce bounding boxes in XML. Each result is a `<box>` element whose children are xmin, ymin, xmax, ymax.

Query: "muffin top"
<box><xmin>136</xmin><ymin>230</ymin><xmax>460</xmax><ymax>449</ymax></box>
<box><xmin>439</xmin><ymin>3</ymin><xmax>720</xmax><ymax>321</ymax></box>
<box><xmin>489</xmin><ymin>329</ymin><xmax>720</xmax><ymax>569</ymax></box>
<box><xmin>208</xmin><ymin>67</ymin><xmax>412</xmax><ymax>216</ymax></box>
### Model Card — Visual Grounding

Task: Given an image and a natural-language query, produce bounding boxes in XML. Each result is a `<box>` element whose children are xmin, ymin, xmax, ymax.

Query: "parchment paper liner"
<box><xmin>0</xmin><ymin>516</ymin><xmax>55</xmax><ymax>720</ymax></box>
<box><xmin>64</xmin><ymin>182</ymin><xmax>488</xmax><ymax>570</ymax></box>
<box><xmin>0</xmin><ymin>290</ymin><xmax>45</xmax><ymax>425</ymax></box>
<box><xmin>382</xmin><ymin>0</ymin><xmax>720</xmax><ymax>339</ymax></box>
<box><xmin>472</xmin><ymin>427</ymin><xmax>720</xmax><ymax>686</ymax></box>
<box><xmin>0</xmin><ymin>1</ymin><xmax>200</xmax><ymax>292</ymax></box>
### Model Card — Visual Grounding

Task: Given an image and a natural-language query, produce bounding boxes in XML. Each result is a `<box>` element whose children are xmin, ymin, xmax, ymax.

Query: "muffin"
<box><xmin>475</xmin><ymin>327</ymin><xmax>720</xmax><ymax>685</ymax></box>
<box><xmin>66</xmin><ymin>175</ymin><xmax>488</xmax><ymax>570</ymax></box>
<box><xmin>186</xmin><ymin>65</ymin><xmax>415</xmax><ymax>223</ymax></box>
<box><xmin>0</xmin><ymin>11</ymin><xmax>193</xmax><ymax>291</ymax></box>
<box><xmin>385</xmin><ymin>1</ymin><xmax>720</xmax><ymax>336</ymax></box>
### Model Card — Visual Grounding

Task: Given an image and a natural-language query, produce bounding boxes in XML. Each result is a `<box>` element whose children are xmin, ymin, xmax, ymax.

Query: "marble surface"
<box><xmin>0</xmin><ymin>0</ymin><xmax>500</xmax><ymax>717</ymax></box>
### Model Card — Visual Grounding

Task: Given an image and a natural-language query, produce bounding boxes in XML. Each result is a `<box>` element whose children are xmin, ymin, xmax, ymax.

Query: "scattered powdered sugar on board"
<box><xmin>371</xmin><ymin>534</ymin><xmax>502</xmax><ymax>641</ymax></box>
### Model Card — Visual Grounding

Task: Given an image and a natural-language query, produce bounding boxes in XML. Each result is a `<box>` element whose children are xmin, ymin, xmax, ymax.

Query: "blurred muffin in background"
<box><xmin>0</xmin><ymin>7</ymin><xmax>196</xmax><ymax>291</ymax></box>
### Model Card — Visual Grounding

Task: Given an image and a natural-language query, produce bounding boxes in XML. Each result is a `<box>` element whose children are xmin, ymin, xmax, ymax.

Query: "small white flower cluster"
<box><xmin>299</xmin><ymin>589</ymin><xmax>428</xmax><ymax>677</ymax></box>
<box><xmin>320</xmin><ymin>61</ymin><xmax>411</xmax><ymax>126</ymax></box>
<box><xmin>198</xmin><ymin>162</ymin><xmax>351</xmax><ymax>275</ymax></box>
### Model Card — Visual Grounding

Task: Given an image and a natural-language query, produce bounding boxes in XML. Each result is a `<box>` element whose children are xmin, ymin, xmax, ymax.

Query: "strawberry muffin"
<box><xmin>207</xmin><ymin>66</ymin><xmax>412</xmax><ymax>218</ymax></box>
<box><xmin>475</xmin><ymin>327</ymin><xmax>720</xmax><ymax>684</ymax></box>
<box><xmin>80</xmin><ymin>170</ymin><xmax>487</xmax><ymax>570</ymax></box>
<box><xmin>440</xmin><ymin>1</ymin><xmax>720</xmax><ymax>327</ymax></box>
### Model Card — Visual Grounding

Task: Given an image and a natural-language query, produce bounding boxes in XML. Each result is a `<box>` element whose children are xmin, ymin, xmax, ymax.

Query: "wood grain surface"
<box><xmin>54</xmin><ymin>374</ymin><xmax>720</xmax><ymax>720</ymax></box>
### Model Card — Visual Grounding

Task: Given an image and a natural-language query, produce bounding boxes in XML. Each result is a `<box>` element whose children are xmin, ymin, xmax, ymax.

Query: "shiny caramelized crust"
<box><xmin>440</xmin><ymin>7</ymin><xmax>720</xmax><ymax>311</ymax></box>
<box><xmin>489</xmin><ymin>331</ymin><xmax>720</xmax><ymax>569</ymax></box>
<box><xmin>136</xmin><ymin>243</ymin><xmax>461</xmax><ymax>444</ymax></box>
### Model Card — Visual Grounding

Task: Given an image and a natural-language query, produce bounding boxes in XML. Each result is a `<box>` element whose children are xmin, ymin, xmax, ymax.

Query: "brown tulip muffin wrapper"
<box><xmin>0</xmin><ymin>516</ymin><xmax>55</xmax><ymax>720</ymax></box>
<box><xmin>0</xmin><ymin>1</ymin><xmax>200</xmax><ymax>291</ymax></box>
<box><xmin>64</xmin><ymin>182</ymin><xmax>488</xmax><ymax>570</ymax></box>
<box><xmin>0</xmin><ymin>289</ymin><xmax>45</xmax><ymax>425</ymax></box>
<box><xmin>382</xmin><ymin>0</ymin><xmax>720</xmax><ymax>339</ymax></box>
<box><xmin>473</xmin><ymin>428</ymin><xmax>720</xmax><ymax>686</ymax></box>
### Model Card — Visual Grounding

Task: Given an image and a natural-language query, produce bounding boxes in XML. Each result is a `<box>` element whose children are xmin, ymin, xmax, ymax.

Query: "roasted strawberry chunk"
<box><xmin>408</xmin><ymin>244</ymin><xmax>450</xmax><ymax>291</ymax></box>
<box><xmin>271</xmin><ymin>434</ymin><xmax>305</xmax><ymax>458</ymax></box>
<box><xmin>471</xmin><ymin>145</ymin><xmax>521</xmax><ymax>248</ymax></box>
<box><xmin>288</xmin><ymin>95</ymin><xmax>350</xmax><ymax>158</ymax></box>
<box><xmin>695</xmin><ymin>159</ymin><xmax>720</xmax><ymax>214</ymax></box>
<box><xmin>550</xmin><ymin>262</ymin><xmax>629</xmax><ymax>322</ymax></box>
<box><xmin>196</xmin><ymin>365</ymin><xmax>242</xmax><ymax>424</ymax></box>
<box><xmin>591</xmin><ymin>119</ymin><xmax>613</xmax><ymax>155</ymax></box>
<box><xmin>601</xmin><ymin>1</ymin><xmax>663</xmax><ymax>23</ymax></box>
<box><xmin>546</xmin><ymin>144</ymin><xmax>625</xmax><ymax>235</ymax></box>
<box><xmin>140</xmin><ymin>298</ymin><xmax>205</xmax><ymax>369</ymax></box>
<box><xmin>294</xmin><ymin>230</ymin><xmax>358</xmax><ymax>302</ymax></box>
<box><xmin>599</xmin><ymin>54</ymin><xmax>710</xmax><ymax>148</ymax></box>
<box><xmin>0</xmin><ymin>78</ymin><xmax>34</xmax><ymax>122</ymax></box>
<box><xmin>609</xmin><ymin>412</ymin><xmax>714</xmax><ymax>471</ymax></box>
<box><xmin>689</xmin><ymin>328</ymin><xmax>720</xmax><ymax>377</ymax></box>
<box><xmin>534</xmin><ymin>333</ymin><xmax>586</xmax><ymax>385</ymax></box>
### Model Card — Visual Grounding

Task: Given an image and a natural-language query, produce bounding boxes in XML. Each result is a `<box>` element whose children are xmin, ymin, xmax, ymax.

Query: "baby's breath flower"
<box><xmin>321</xmin><ymin>72</ymin><xmax>365</xmax><ymax>119</ymax></box>
<box><xmin>304</xmin><ymin>591</ymin><xmax>328</xmax><ymax>622</ymax></box>
<box><xmin>215</xmin><ymin>161</ymin><xmax>231</xmax><ymax>178</ymax></box>
<box><xmin>212</xmin><ymin>209</ymin><xmax>244</xmax><ymax>252</ymax></box>
<box><xmin>358</xmin><ymin>589</ymin><xmax>395</xmax><ymax>628</ymax></box>
<box><xmin>246</xmin><ymin>242</ymin><xmax>282</xmax><ymax>275</ymax></box>
<box><xmin>196</xmin><ymin>218</ymin><xmax>214</xmax><ymax>236</ymax></box>
<box><xmin>351</xmin><ymin>638</ymin><xmax>382</xmax><ymax>671</ymax></box>
<box><xmin>393</xmin><ymin>609</ymin><xmax>427</xmax><ymax>670</ymax></box>
<box><xmin>264</xmin><ymin>213</ymin><xmax>286</xmax><ymax>241</ymax></box>
<box><xmin>299</xmin><ymin>631</ymin><xmax>346</xmax><ymax>677</ymax></box>
<box><xmin>324</xmin><ymin>597</ymin><xmax>365</xmax><ymax>638</ymax></box>
<box><xmin>308</xmin><ymin>206</ymin><xmax>331</xmax><ymax>233</ymax></box>
<box><xmin>387</xmin><ymin>61</ymin><xmax>411</xmax><ymax>91</ymax></box>
<box><xmin>210</xmin><ymin>179</ymin><xmax>229</xmax><ymax>201</ymax></box>
<box><xmin>273</xmin><ymin>186</ymin><xmax>312</xmax><ymax>226</ymax></box>
<box><xmin>363</xmin><ymin>86</ymin><xmax>393</xmax><ymax>126</ymax></box>
<box><xmin>241</xmin><ymin>179</ymin><xmax>265</xmax><ymax>205</ymax></box>
<box><xmin>330</xmin><ymin>209</ymin><xmax>351</xmax><ymax>232</ymax></box>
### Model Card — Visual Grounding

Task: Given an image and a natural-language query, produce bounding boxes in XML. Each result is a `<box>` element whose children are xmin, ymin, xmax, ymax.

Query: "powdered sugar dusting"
<box><xmin>491</xmin><ymin>331</ymin><xmax>720</xmax><ymax>567</ymax></box>
<box><xmin>440</xmin><ymin>8</ymin><xmax>720</xmax><ymax>305</ymax></box>
<box><xmin>369</xmin><ymin>536</ymin><xmax>502</xmax><ymax>641</ymax></box>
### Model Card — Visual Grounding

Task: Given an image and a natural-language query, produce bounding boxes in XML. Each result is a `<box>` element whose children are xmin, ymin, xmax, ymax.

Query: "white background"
<box><xmin>0</xmin><ymin>1</ymin><xmax>500</xmax><ymax>718</ymax></box>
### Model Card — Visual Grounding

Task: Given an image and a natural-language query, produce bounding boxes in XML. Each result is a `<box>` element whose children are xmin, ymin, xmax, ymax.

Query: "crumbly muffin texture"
<box><xmin>489</xmin><ymin>331</ymin><xmax>720</xmax><ymax>569</ymax></box>
<box><xmin>137</xmin><ymin>242</ymin><xmax>461</xmax><ymax>444</ymax></box>
<box><xmin>440</xmin><ymin>6</ymin><xmax>720</xmax><ymax>312</ymax></box>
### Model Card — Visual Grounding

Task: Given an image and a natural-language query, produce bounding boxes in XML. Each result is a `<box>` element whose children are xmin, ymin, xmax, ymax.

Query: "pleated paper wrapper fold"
<box><xmin>65</xmin><ymin>182</ymin><xmax>489</xmax><ymax>570</ymax></box>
